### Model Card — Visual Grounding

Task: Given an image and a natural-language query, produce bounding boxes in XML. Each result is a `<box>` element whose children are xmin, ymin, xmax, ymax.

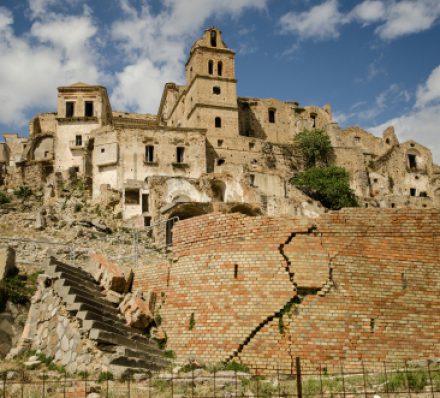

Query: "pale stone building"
<box><xmin>1</xmin><ymin>27</ymin><xmax>439</xmax><ymax>227</ymax></box>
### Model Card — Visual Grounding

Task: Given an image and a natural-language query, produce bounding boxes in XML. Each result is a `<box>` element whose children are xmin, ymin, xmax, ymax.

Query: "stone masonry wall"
<box><xmin>133</xmin><ymin>209</ymin><xmax>440</xmax><ymax>371</ymax></box>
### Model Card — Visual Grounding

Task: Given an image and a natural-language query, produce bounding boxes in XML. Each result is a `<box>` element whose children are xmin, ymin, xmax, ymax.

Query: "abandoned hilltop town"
<box><xmin>0</xmin><ymin>27</ymin><xmax>439</xmax><ymax>396</ymax></box>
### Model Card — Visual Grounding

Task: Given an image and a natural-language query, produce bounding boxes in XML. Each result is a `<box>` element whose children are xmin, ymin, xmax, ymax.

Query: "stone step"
<box><xmin>57</xmin><ymin>275</ymin><xmax>106</xmax><ymax>299</ymax></box>
<box><xmin>80</xmin><ymin>315</ymin><xmax>140</xmax><ymax>338</ymax></box>
<box><xmin>76</xmin><ymin>310</ymin><xmax>121</xmax><ymax>327</ymax></box>
<box><xmin>49</xmin><ymin>258</ymin><xmax>96</xmax><ymax>282</ymax></box>
<box><xmin>57</xmin><ymin>284</ymin><xmax>117</xmax><ymax>311</ymax></box>
<box><xmin>89</xmin><ymin>329</ymin><xmax>161</xmax><ymax>354</ymax></box>
<box><xmin>54</xmin><ymin>269</ymin><xmax>102</xmax><ymax>292</ymax></box>
<box><xmin>62</xmin><ymin>292</ymin><xmax>117</xmax><ymax>314</ymax></box>
<box><xmin>109</xmin><ymin>355</ymin><xmax>167</xmax><ymax>371</ymax></box>
<box><xmin>116</xmin><ymin>346</ymin><xmax>167</xmax><ymax>362</ymax></box>
<box><xmin>66</xmin><ymin>302</ymin><xmax>122</xmax><ymax>322</ymax></box>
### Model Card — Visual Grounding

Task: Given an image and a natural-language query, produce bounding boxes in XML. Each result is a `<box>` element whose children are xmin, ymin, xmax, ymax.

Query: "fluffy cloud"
<box><xmin>279</xmin><ymin>0</ymin><xmax>440</xmax><ymax>42</ymax></box>
<box><xmin>369</xmin><ymin>64</ymin><xmax>440</xmax><ymax>163</ymax></box>
<box><xmin>375</xmin><ymin>0</ymin><xmax>440</xmax><ymax>40</ymax></box>
<box><xmin>415</xmin><ymin>65</ymin><xmax>440</xmax><ymax>108</ymax></box>
<box><xmin>0</xmin><ymin>2</ymin><xmax>102</xmax><ymax>127</ymax></box>
<box><xmin>279</xmin><ymin>0</ymin><xmax>345</xmax><ymax>40</ymax></box>
<box><xmin>110</xmin><ymin>0</ymin><xmax>268</xmax><ymax>113</ymax></box>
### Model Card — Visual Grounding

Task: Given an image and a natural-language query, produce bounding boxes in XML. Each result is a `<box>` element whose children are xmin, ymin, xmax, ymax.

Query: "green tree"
<box><xmin>294</xmin><ymin>128</ymin><xmax>332</xmax><ymax>167</ymax></box>
<box><xmin>291</xmin><ymin>166</ymin><xmax>358</xmax><ymax>210</ymax></box>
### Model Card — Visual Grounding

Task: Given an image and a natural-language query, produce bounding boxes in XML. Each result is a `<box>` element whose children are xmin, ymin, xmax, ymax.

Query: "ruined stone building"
<box><xmin>1</xmin><ymin>27</ymin><xmax>440</xmax><ymax>228</ymax></box>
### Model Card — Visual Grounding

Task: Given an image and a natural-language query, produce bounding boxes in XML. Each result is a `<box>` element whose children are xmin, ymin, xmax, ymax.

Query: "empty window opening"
<box><xmin>218</xmin><ymin>61</ymin><xmax>223</xmax><ymax>76</ymax></box>
<box><xmin>217</xmin><ymin>139</ymin><xmax>223</xmax><ymax>147</ymax></box>
<box><xmin>208</xmin><ymin>60</ymin><xmax>214</xmax><ymax>75</ymax></box>
<box><xmin>212</xmin><ymin>180</ymin><xmax>226</xmax><ymax>202</ymax></box>
<box><xmin>373</xmin><ymin>178</ymin><xmax>378</xmax><ymax>183</ymax></box>
<box><xmin>44</xmin><ymin>151</ymin><xmax>49</xmax><ymax>158</ymax></box>
<box><xmin>85</xmin><ymin>101</ymin><xmax>94</xmax><ymax>117</ymax></box>
<box><xmin>234</xmin><ymin>264</ymin><xmax>238</xmax><ymax>279</ymax></box>
<box><xmin>370</xmin><ymin>318</ymin><xmax>375</xmax><ymax>333</ymax></box>
<box><xmin>249</xmin><ymin>174</ymin><xmax>255</xmax><ymax>186</ymax></box>
<box><xmin>391</xmin><ymin>203</ymin><xmax>395</xmax><ymax>208</ymax></box>
<box><xmin>145</xmin><ymin>145</ymin><xmax>154</xmax><ymax>162</ymax></box>
<box><xmin>408</xmin><ymin>154</ymin><xmax>417</xmax><ymax>169</ymax></box>
<box><xmin>213</xmin><ymin>86</ymin><xmax>221</xmax><ymax>95</ymax></box>
<box><xmin>125</xmin><ymin>189</ymin><xmax>140</xmax><ymax>205</ymax></box>
<box><xmin>215</xmin><ymin>117</ymin><xmax>222</xmax><ymax>128</ymax></box>
<box><xmin>144</xmin><ymin>216</ymin><xmax>151</xmax><ymax>227</ymax></box>
<box><xmin>415</xmin><ymin>175</ymin><xmax>419</xmax><ymax>180</ymax></box>
<box><xmin>66</xmin><ymin>101</ymin><xmax>75</xmax><ymax>118</ymax></box>
<box><xmin>176</xmin><ymin>147</ymin><xmax>185</xmax><ymax>163</ymax></box>
<box><xmin>410</xmin><ymin>143</ymin><xmax>415</xmax><ymax>147</ymax></box>
<box><xmin>217</xmin><ymin>159</ymin><xmax>225</xmax><ymax>166</ymax></box>
<box><xmin>268</xmin><ymin>109</ymin><xmax>276</xmax><ymax>123</ymax></box>
<box><xmin>365</xmin><ymin>203</ymin><xmax>369</xmax><ymax>208</ymax></box>
<box><xmin>75</xmin><ymin>135</ymin><xmax>82</xmax><ymax>146</ymax></box>
<box><xmin>410</xmin><ymin>188</ymin><xmax>416</xmax><ymax>196</ymax></box>
<box><xmin>354</xmin><ymin>136</ymin><xmax>361</xmax><ymax>143</ymax></box>
<box><xmin>210</xmin><ymin>30</ymin><xmax>217</xmax><ymax>47</ymax></box>
<box><xmin>310</xmin><ymin>112</ymin><xmax>317</xmax><ymax>128</ymax></box>
<box><xmin>142</xmin><ymin>194</ymin><xmax>149</xmax><ymax>213</ymax></box>
<box><xmin>249</xmin><ymin>142</ymin><xmax>255</xmax><ymax>149</ymax></box>
<box><xmin>385</xmin><ymin>138</ymin><xmax>390</xmax><ymax>144</ymax></box>
<box><xmin>72</xmin><ymin>166</ymin><xmax>80</xmax><ymax>173</ymax></box>
<box><xmin>100</xmin><ymin>148</ymin><xmax>105</xmax><ymax>153</ymax></box>
<box><xmin>420</xmin><ymin>191</ymin><xmax>428</xmax><ymax>197</ymax></box>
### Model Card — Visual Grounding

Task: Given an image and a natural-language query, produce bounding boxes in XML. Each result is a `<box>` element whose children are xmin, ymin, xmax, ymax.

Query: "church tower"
<box><xmin>184</xmin><ymin>27</ymin><xmax>239</xmax><ymax>138</ymax></box>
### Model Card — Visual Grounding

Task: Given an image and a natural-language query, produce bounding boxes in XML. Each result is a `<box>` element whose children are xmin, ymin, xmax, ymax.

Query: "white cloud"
<box><xmin>415</xmin><ymin>65</ymin><xmax>440</xmax><ymax>108</ymax></box>
<box><xmin>375</xmin><ymin>0</ymin><xmax>440</xmax><ymax>40</ymax></box>
<box><xmin>110</xmin><ymin>0</ymin><xmax>268</xmax><ymax>113</ymax></box>
<box><xmin>0</xmin><ymin>4</ymin><xmax>102</xmax><ymax>126</ymax></box>
<box><xmin>28</xmin><ymin>0</ymin><xmax>59</xmax><ymax>18</ymax></box>
<box><xmin>369</xmin><ymin>105</ymin><xmax>440</xmax><ymax>163</ymax></box>
<box><xmin>369</xmin><ymin>64</ymin><xmax>440</xmax><ymax>163</ymax></box>
<box><xmin>279</xmin><ymin>0</ymin><xmax>345</xmax><ymax>41</ymax></box>
<box><xmin>279</xmin><ymin>0</ymin><xmax>440</xmax><ymax>42</ymax></box>
<box><xmin>349</xmin><ymin>1</ymin><xmax>385</xmax><ymax>25</ymax></box>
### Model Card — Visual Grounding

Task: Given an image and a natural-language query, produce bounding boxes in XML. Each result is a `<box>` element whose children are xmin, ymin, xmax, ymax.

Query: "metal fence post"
<box><xmin>383</xmin><ymin>362</ymin><xmax>389</xmax><ymax>397</ymax></box>
<box><xmin>427</xmin><ymin>360</ymin><xmax>435</xmax><ymax>398</ymax></box>
<box><xmin>362</xmin><ymin>361</ymin><xmax>368</xmax><ymax>398</ymax></box>
<box><xmin>404</xmin><ymin>361</ymin><xmax>412</xmax><ymax>398</ymax></box>
<box><xmin>319</xmin><ymin>364</ymin><xmax>324</xmax><ymax>398</ymax></box>
<box><xmin>3</xmin><ymin>372</ymin><xmax>6</xmax><ymax>398</ymax></box>
<box><xmin>296</xmin><ymin>357</ymin><xmax>303</xmax><ymax>398</ymax></box>
<box><xmin>340</xmin><ymin>365</ymin><xmax>346</xmax><ymax>398</ymax></box>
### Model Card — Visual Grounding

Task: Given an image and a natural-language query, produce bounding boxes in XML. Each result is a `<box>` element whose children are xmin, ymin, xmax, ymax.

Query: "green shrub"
<box><xmin>189</xmin><ymin>312</ymin><xmax>195</xmax><ymax>330</ymax></box>
<box><xmin>0</xmin><ymin>191</ymin><xmax>10</xmax><ymax>205</ymax></box>
<box><xmin>98</xmin><ymin>371</ymin><xmax>114</xmax><ymax>382</ymax></box>
<box><xmin>291</xmin><ymin>166</ymin><xmax>358</xmax><ymax>210</ymax></box>
<box><xmin>294</xmin><ymin>129</ymin><xmax>333</xmax><ymax>168</ymax></box>
<box><xmin>14</xmin><ymin>186</ymin><xmax>33</xmax><ymax>201</ymax></box>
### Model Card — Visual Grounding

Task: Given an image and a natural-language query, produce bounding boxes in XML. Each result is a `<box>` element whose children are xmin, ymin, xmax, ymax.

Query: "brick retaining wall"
<box><xmin>134</xmin><ymin>209</ymin><xmax>440</xmax><ymax>370</ymax></box>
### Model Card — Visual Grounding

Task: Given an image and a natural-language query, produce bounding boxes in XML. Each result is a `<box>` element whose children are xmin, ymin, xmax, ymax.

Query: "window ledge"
<box><xmin>172</xmin><ymin>162</ymin><xmax>190</xmax><ymax>169</ymax></box>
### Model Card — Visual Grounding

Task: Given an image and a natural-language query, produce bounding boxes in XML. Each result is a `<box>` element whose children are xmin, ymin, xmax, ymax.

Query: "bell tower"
<box><xmin>184</xmin><ymin>27</ymin><xmax>239</xmax><ymax>138</ymax></box>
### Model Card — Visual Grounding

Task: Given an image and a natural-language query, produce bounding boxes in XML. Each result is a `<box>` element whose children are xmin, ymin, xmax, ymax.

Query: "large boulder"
<box><xmin>119</xmin><ymin>290</ymin><xmax>155</xmax><ymax>330</ymax></box>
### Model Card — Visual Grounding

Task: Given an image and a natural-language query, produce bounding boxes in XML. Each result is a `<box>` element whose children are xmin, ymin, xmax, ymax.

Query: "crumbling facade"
<box><xmin>1</xmin><ymin>27</ymin><xmax>439</xmax><ymax>226</ymax></box>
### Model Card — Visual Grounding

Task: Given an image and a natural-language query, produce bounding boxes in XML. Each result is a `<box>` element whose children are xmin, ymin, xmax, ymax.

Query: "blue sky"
<box><xmin>1</xmin><ymin>0</ymin><xmax>439</xmax><ymax>162</ymax></box>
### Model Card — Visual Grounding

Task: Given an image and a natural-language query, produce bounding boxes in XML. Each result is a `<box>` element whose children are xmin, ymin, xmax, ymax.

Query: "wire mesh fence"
<box><xmin>1</xmin><ymin>358</ymin><xmax>440</xmax><ymax>398</ymax></box>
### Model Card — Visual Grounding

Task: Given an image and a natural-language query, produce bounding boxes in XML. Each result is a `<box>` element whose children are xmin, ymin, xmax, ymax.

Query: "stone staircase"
<box><xmin>47</xmin><ymin>257</ymin><xmax>170</xmax><ymax>373</ymax></box>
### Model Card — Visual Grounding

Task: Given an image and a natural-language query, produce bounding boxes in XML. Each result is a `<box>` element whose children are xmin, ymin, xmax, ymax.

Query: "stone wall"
<box><xmin>133</xmin><ymin>209</ymin><xmax>440</xmax><ymax>370</ymax></box>
<box><xmin>5</xmin><ymin>161</ymin><xmax>53</xmax><ymax>191</ymax></box>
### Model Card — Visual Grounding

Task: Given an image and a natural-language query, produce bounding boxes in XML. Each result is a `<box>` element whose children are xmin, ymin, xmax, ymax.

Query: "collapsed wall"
<box><xmin>134</xmin><ymin>208</ymin><xmax>440</xmax><ymax>371</ymax></box>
